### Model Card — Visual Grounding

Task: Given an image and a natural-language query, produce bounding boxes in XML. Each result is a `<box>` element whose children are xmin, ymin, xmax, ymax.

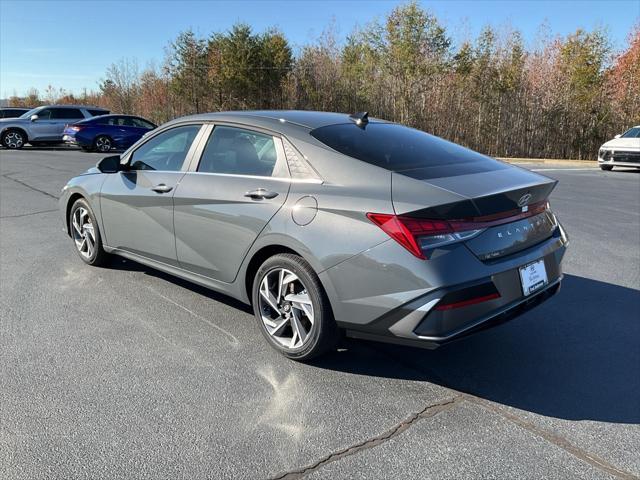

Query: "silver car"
<box><xmin>60</xmin><ymin>111</ymin><xmax>568</xmax><ymax>360</ymax></box>
<box><xmin>0</xmin><ymin>104</ymin><xmax>109</xmax><ymax>149</ymax></box>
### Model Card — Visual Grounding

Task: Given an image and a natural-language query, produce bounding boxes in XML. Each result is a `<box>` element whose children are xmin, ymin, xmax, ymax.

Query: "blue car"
<box><xmin>63</xmin><ymin>114</ymin><xmax>156</xmax><ymax>152</ymax></box>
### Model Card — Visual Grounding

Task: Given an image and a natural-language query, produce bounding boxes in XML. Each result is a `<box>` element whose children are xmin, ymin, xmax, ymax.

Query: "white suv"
<box><xmin>598</xmin><ymin>126</ymin><xmax>640</xmax><ymax>171</ymax></box>
<box><xmin>0</xmin><ymin>105</ymin><xmax>109</xmax><ymax>149</ymax></box>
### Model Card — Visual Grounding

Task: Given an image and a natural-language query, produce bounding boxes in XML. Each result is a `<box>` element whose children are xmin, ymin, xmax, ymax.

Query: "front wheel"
<box><xmin>94</xmin><ymin>135</ymin><xmax>112</xmax><ymax>153</ymax></box>
<box><xmin>69</xmin><ymin>198</ymin><xmax>110</xmax><ymax>266</ymax></box>
<box><xmin>252</xmin><ymin>253</ymin><xmax>339</xmax><ymax>361</ymax></box>
<box><xmin>600</xmin><ymin>165</ymin><xmax>613</xmax><ymax>171</ymax></box>
<box><xmin>2</xmin><ymin>129</ymin><xmax>26</xmax><ymax>149</ymax></box>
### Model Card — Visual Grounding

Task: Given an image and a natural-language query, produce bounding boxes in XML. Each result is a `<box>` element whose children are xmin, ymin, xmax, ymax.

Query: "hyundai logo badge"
<box><xmin>517</xmin><ymin>193</ymin><xmax>532</xmax><ymax>208</ymax></box>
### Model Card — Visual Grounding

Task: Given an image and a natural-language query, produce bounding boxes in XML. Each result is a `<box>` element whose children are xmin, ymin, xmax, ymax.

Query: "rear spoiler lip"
<box><xmin>392</xmin><ymin>170</ymin><xmax>557</xmax><ymax>220</ymax></box>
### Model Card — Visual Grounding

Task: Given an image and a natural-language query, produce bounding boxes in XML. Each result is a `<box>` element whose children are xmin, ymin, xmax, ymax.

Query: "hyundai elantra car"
<box><xmin>60</xmin><ymin>110</ymin><xmax>568</xmax><ymax>360</ymax></box>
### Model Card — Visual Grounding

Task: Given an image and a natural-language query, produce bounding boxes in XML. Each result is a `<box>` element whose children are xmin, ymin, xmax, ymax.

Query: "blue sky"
<box><xmin>1</xmin><ymin>0</ymin><xmax>638</xmax><ymax>97</ymax></box>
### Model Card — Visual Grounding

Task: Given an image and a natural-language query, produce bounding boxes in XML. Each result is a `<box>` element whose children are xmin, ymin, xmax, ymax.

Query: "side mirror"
<box><xmin>614</xmin><ymin>134</ymin><xmax>621</xmax><ymax>139</ymax></box>
<box><xmin>97</xmin><ymin>155</ymin><xmax>124</xmax><ymax>173</ymax></box>
<box><xmin>30</xmin><ymin>114</ymin><xmax>39</xmax><ymax>122</ymax></box>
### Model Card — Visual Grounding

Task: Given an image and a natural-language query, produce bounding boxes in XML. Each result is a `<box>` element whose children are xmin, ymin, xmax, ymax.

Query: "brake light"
<box><xmin>366</xmin><ymin>213</ymin><xmax>430</xmax><ymax>259</ymax></box>
<box><xmin>367</xmin><ymin>201</ymin><xmax>549</xmax><ymax>259</ymax></box>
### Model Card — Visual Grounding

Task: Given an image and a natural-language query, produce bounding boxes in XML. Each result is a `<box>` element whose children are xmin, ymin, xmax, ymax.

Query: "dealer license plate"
<box><xmin>519</xmin><ymin>259</ymin><xmax>548</xmax><ymax>296</ymax></box>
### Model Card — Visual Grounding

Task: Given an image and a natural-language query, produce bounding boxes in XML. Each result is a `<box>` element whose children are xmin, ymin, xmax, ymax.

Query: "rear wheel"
<box><xmin>94</xmin><ymin>135</ymin><xmax>112</xmax><ymax>153</ymax></box>
<box><xmin>69</xmin><ymin>198</ymin><xmax>109</xmax><ymax>266</ymax></box>
<box><xmin>600</xmin><ymin>165</ymin><xmax>613</xmax><ymax>171</ymax></box>
<box><xmin>252</xmin><ymin>253</ymin><xmax>339</xmax><ymax>361</ymax></box>
<box><xmin>2</xmin><ymin>129</ymin><xmax>26</xmax><ymax>149</ymax></box>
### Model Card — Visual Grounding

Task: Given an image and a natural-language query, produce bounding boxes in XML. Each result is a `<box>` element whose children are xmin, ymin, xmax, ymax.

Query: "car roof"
<box><xmin>169</xmin><ymin>110</ymin><xmax>389</xmax><ymax>136</ymax></box>
<box><xmin>36</xmin><ymin>104</ymin><xmax>108</xmax><ymax>109</ymax></box>
<box><xmin>87</xmin><ymin>114</ymin><xmax>143</xmax><ymax>118</ymax></box>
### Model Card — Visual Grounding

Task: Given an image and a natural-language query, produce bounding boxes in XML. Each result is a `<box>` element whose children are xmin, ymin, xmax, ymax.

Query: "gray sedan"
<box><xmin>59</xmin><ymin>111</ymin><xmax>568</xmax><ymax>360</ymax></box>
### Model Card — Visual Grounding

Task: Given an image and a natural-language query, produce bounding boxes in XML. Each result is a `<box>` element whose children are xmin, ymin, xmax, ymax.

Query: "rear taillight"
<box><xmin>368</xmin><ymin>201</ymin><xmax>549</xmax><ymax>259</ymax></box>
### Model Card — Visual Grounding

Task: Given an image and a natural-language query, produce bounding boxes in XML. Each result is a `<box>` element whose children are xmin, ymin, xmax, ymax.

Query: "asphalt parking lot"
<box><xmin>1</xmin><ymin>149</ymin><xmax>639</xmax><ymax>479</ymax></box>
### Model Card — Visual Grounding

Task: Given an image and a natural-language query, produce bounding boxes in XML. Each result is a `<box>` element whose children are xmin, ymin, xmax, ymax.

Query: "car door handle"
<box><xmin>151</xmin><ymin>184</ymin><xmax>173</xmax><ymax>193</ymax></box>
<box><xmin>244</xmin><ymin>188</ymin><xmax>278</xmax><ymax>200</ymax></box>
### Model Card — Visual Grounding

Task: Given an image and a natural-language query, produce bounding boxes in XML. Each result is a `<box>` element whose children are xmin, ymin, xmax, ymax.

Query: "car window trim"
<box><xmin>185</xmin><ymin>122</ymin><xmax>291</xmax><ymax>180</ymax></box>
<box><xmin>120</xmin><ymin>122</ymin><xmax>207</xmax><ymax>173</ymax></box>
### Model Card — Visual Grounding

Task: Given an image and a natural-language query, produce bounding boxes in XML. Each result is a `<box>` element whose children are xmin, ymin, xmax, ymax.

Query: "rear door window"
<box><xmin>51</xmin><ymin>108</ymin><xmax>84</xmax><ymax>119</ymax></box>
<box><xmin>197</xmin><ymin>126</ymin><xmax>280</xmax><ymax>177</ymax></box>
<box><xmin>310</xmin><ymin>122</ymin><xmax>507</xmax><ymax>179</ymax></box>
<box><xmin>132</xmin><ymin>118</ymin><xmax>155</xmax><ymax>129</ymax></box>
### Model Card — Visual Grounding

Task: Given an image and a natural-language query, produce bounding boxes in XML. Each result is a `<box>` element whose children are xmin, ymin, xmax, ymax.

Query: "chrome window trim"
<box><xmin>179</xmin><ymin>170</ymin><xmax>322</xmax><ymax>184</ymax></box>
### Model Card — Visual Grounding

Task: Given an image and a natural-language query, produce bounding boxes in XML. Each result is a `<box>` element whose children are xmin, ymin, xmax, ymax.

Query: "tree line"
<box><xmin>8</xmin><ymin>2</ymin><xmax>639</xmax><ymax>160</ymax></box>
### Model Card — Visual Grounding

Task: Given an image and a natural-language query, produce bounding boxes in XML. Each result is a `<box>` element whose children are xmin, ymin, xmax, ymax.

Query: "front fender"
<box><xmin>59</xmin><ymin>174</ymin><xmax>108</xmax><ymax>238</ymax></box>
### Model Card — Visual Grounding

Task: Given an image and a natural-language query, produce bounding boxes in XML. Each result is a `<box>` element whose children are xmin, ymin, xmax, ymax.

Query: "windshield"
<box><xmin>19</xmin><ymin>107</ymin><xmax>44</xmax><ymax>119</ymax></box>
<box><xmin>310</xmin><ymin>122</ymin><xmax>507</xmax><ymax>178</ymax></box>
<box><xmin>621</xmin><ymin>127</ymin><xmax>640</xmax><ymax>138</ymax></box>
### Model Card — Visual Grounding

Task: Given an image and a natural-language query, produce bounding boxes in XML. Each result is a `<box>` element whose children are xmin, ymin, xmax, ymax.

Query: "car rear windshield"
<box><xmin>310</xmin><ymin>122</ymin><xmax>507</xmax><ymax>178</ymax></box>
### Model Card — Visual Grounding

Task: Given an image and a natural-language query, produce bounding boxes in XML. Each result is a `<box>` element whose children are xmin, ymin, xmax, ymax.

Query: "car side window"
<box><xmin>132</xmin><ymin>118</ymin><xmax>155</xmax><ymax>129</ymax></box>
<box><xmin>197</xmin><ymin>126</ymin><xmax>278</xmax><ymax>177</ymax></box>
<box><xmin>51</xmin><ymin>108</ymin><xmax>84</xmax><ymax>119</ymax></box>
<box><xmin>129</xmin><ymin>125</ymin><xmax>201</xmax><ymax>172</ymax></box>
<box><xmin>88</xmin><ymin>109</ymin><xmax>108</xmax><ymax>117</ymax></box>
<box><xmin>36</xmin><ymin>109</ymin><xmax>52</xmax><ymax>119</ymax></box>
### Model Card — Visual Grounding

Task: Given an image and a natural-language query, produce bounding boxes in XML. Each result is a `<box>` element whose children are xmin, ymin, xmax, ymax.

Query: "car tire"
<box><xmin>600</xmin><ymin>165</ymin><xmax>613</xmax><ymax>171</ymax></box>
<box><xmin>252</xmin><ymin>253</ymin><xmax>339</xmax><ymax>361</ymax></box>
<box><xmin>94</xmin><ymin>135</ymin><xmax>113</xmax><ymax>153</ymax></box>
<box><xmin>69</xmin><ymin>198</ymin><xmax>109</xmax><ymax>266</ymax></box>
<box><xmin>2</xmin><ymin>129</ymin><xmax>26</xmax><ymax>149</ymax></box>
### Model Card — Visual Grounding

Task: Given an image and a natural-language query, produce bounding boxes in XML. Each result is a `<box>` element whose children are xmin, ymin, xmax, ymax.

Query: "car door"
<box><xmin>173</xmin><ymin>124</ymin><xmax>290</xmax><ymax>282</ymax></box>
<box><xmin>100</xmin><ymin>123</ymin><xmax>205</xmax><ymax>266</ymax></box>
<box><xmin>29</xmin><ymin>108</ymin><xmax>57</xmax><ymax>140</ymax></box>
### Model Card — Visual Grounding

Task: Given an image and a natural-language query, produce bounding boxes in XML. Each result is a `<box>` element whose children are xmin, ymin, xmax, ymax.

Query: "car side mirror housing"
<box><xmin>614</xmin><ymin>134</ymin><xmax>621</xmax><ymax>139</ymax></box>
<box><xmin>30</xmin><ymin>114</ymin><xmax>39</xmax><ymax>122</ymax></box>
<box><xmin>97</xmin><ymin>155</ymin><xmax>124</xmax><ymax>173</ymax></box>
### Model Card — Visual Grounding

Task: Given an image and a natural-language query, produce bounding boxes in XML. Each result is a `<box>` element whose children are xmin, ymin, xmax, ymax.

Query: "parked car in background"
<box><xmin>598</xmin><ymin>126</ymin><xmax>640</xmax><ymax>171</ymax></box>
<box><xmin>0</xmin><ymin>107</ymin><xmax>31</xmax><ymax>119</ymax></box>
<box><xmin>63</xmin><ymin>114</ymin><xmax>157</xmax><ymax>152</ymax></box>
<box><xmin>59</xmin><ymin>110</ymin><xmax>568</xmax><ymax>360</ymax></box>
<box><xmin>0</xmin><ymin>105</ymin><xmax>109</xmax><ymax>149</ymax></box>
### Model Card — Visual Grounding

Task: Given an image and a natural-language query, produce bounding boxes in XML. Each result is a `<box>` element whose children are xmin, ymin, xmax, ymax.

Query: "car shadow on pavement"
<box><xmin>105</xmin><ymin>256</ymin><xmax>253</xmax><ymax>314</ymax></box>
<box><xmin>100</xmin><ymin>254</ymin><xmax>639</xmax><ymax>424</ymax></box>
<box><xmin>314</xmin><ymin>274</ymin><xmax>640</xmax><ymax>425</ymax></box>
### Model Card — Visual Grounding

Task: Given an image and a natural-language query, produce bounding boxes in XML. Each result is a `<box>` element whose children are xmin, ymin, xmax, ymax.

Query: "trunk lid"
<box><xmin>392</xmin><ymin>164</ymin><xmax>558</xmax><ymax>260</ymax></box>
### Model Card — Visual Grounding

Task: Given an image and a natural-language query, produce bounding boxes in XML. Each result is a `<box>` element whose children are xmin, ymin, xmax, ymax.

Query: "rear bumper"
<box><xmin>321</xmin><ymin>223</ymin><xmax>567</xmax><ymax>348</ymax></box>
<box><xmin>346</xmin><ymin>278</ymin><xmax>561</xmax><ymax>349</ymax></box>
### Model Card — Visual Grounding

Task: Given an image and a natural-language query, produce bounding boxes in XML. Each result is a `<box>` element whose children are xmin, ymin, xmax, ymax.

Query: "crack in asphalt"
<box><xmin>364</xmin><ymin>344</ymin><xmax>638</xmax><ymax>480</ymax></box>
<box><xmin>0</xmin><ymin>208</ymin><xmax>58</xmax><ymax>219</ymax></box>
<box><xmin>270</xmin><ymin>396</ymin><xmax>465</xmax><ymax>480</ymax></box>
<box><xmin>1</xmin><ymin>173</ymin><xmax>60</xmax><ymax>200</ymax></box>
<box><xmin>467</xmin><ymin>397</ymin><xmax>639</xmax><ymax>480</ymax></box>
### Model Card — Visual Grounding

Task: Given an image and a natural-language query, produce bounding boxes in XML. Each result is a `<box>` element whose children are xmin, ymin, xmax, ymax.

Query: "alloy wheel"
<box><xmin>4</xmin><ymin>131</ymin><xmax>24</xmax><ymax>148</ymax></box>
<box><xmin>72</xmin><ymin>207</ymin><xmax>96</xmax><ymax>259</ymax></box>
<box><xmin>258</xmin><ymin>268</ymin><xmax>315</xmax><ymax>349</ymax></box>
<box><xmin>95</xmin><ymin>137</ymin><xmax>111</xmax><ymax>152</ymax></box>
